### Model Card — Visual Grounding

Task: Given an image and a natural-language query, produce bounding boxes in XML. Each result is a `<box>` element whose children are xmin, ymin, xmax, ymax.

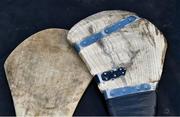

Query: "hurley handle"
<box><xmin>106</xmin><ymin>91</ymin><xmax>157</xmax><ymax>116</ymax></box>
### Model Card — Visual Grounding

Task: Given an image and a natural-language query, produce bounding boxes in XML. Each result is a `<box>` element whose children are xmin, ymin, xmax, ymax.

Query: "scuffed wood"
<box><xmin>4</xmin><ymin>29</ymin><xmax>91</xmax><ymax>116</ymax></box>
<box><xmin>67</xmin><ymin>10</ymin><xmax>167</xmax><ymax>91</ymax></box>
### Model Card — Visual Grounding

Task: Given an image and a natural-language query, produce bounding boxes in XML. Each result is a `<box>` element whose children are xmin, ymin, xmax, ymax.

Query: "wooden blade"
<box><xmin>67</xmin><ymin>10</ymin><xmax>167</xmax><ymax>91</ymax></box>
<box><xmin>4</xmin><ymin>29</ymin><xmax>92</xmax><ymax>116</ymax></box>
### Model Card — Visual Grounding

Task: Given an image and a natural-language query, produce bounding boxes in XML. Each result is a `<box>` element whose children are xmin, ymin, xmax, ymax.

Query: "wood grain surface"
<box><xmin>4</xmin><ymin>29</ymin><xmax>91</xmax><ymax>116</ymax></box>
<box><xmin>67</xmin><ymin>10</ymin><xmax>167</xmax><ymax>91</ymax></box>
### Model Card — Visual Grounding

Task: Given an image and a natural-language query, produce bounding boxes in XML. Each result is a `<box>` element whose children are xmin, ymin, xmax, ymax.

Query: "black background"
<box><xmin>0</xmin><ymin>0</ymin><xmax>179</xmax><ymax>116</ymax></box>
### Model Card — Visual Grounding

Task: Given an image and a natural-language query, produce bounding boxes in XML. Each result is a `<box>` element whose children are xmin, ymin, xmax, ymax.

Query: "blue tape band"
<box><xmin>74</xmin><ymin>15</ymin><xmax>140</xmax><ymax>53</ymax></box>
<box><xmin>103</xmin><ymin>82</ymin><xmax>157</xmax><ymax>100</ymax></box>
<box><xmin>95</xmin><ymin>67</ymin><xmax>126</xmax><ymax>84</ymax></box>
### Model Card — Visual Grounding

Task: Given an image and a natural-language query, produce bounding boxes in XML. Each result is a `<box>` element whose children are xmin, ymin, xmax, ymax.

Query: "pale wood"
<box><xmin>67</xmin><ymin>10</ymin><xmax>167</xmax><ymax>91</ymax></box>
<box><xmin>4</xmin><ymin>29</ymin><xmax>92</xmax><ymax>116</ymax></box>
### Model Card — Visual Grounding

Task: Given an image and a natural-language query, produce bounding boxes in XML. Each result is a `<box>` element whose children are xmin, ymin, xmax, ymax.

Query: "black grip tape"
<box><xmin>106</xmin><ymin>91</ymin><xmax>156</xmax><ymax>116</ymax></box>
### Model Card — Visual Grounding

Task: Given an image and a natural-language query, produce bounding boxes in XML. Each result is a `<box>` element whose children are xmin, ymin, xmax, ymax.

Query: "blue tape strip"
<box><xmin>103</xmin><ymin>82</ymin><xmax>157</xmax><ymax>100</ymax></box>
<box><xmin>74</xmin><ymin>15</ymin><xmax>139</xmax><ymax>53</ymax></box>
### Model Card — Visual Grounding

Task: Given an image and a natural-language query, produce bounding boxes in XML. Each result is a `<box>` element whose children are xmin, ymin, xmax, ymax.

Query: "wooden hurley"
<box><xmin>67</xmin><ymin>10</ymin><xmax>167</xmax><ymax>115</ymax></box>
<box><xmin>4</xmin><ymin>29</ymin><xmax>92</xmax><ymax>116</ymax></box>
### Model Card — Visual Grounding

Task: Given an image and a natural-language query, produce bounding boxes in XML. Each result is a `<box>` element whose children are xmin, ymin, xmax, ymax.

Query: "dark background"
<box><xmin>0</xmin><ymin>0</ymin><xmax>179</xmax><ymax>116</ymax></box>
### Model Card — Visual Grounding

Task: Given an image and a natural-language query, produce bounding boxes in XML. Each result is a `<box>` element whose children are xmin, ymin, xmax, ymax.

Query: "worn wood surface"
<box><xmin>67</xmin><ymin>10</ymin><xmax>167</xmax><ymax>91</ymax></box>
<box><xmin>4</xmin><ymin>29</ymin><xmax>91</xmax><ymax>116</ymax></box>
